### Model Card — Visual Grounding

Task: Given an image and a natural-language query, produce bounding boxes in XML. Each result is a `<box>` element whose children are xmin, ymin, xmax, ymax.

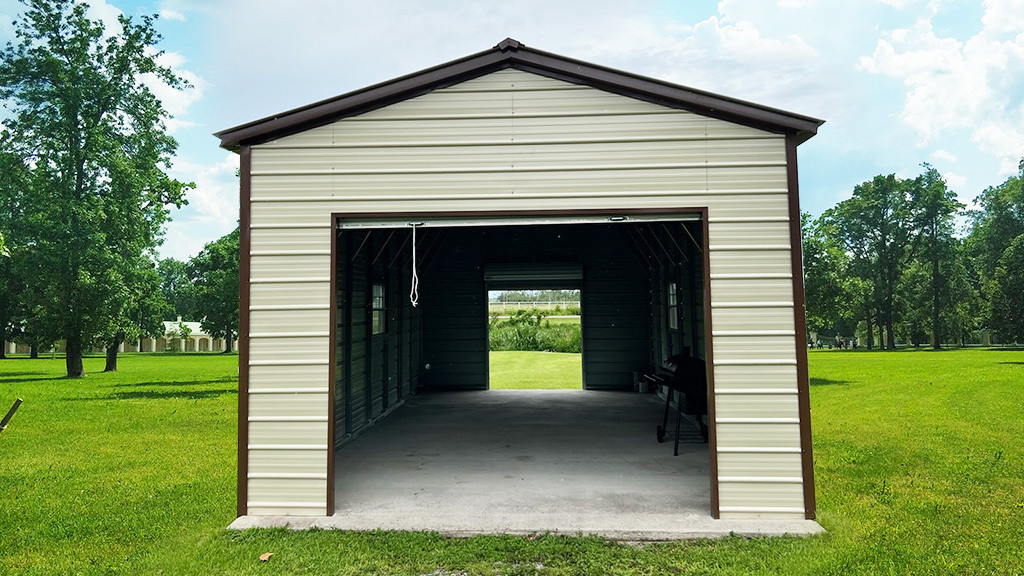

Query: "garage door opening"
<box><xmin>487</xmin><ymin>288</ymin><xmax>583</xmax><ymax>390</ymax></box>
<box><xmin>330</xmin><ymin>212</ymin><xmax>713</xmax><ymax>532</ymax></box>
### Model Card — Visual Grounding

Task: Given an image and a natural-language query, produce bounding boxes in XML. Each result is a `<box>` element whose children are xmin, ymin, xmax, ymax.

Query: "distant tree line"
<box><xmin>492</xmin><ymin>289</ymin><xmax>581</xmax><ymax>303</ymax></box>
<box><xmin>157</xmin><ymin>228</ymin><xmax>240</xmax><ymax>354</ymax></box>
<box><xmin>804</xmin><ymin>161</ymin><xmax>1024</xmax><ymax>348</ymax></box>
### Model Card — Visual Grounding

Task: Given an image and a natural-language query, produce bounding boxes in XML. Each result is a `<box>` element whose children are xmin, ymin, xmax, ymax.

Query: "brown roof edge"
<box><xmin>215</xmin><ymin>38</ymin><xmax>824</xmax><ymax>151</ymax></box>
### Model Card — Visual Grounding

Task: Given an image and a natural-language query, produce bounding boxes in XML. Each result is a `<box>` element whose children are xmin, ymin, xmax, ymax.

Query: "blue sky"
<box><xmin>2</xmin><ymin>0</ymin><xmax>1022</xmax><ymax>261</ymax></box>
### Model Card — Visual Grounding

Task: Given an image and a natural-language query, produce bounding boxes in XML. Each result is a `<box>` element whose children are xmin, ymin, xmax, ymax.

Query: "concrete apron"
<box><xmin>231</xmin><ymin>390</ymin><xmax>824</xmax><ymax>540</ymax></box>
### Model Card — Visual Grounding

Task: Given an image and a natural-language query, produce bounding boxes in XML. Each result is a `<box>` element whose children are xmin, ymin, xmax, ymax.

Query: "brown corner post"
<box><xmin>786</xmin><ymin>135</ymin><xmax>817</xmax><ymax>520</ymax></box>
<box><xmin>237</xmin><ymin>145</ymin><xmax>252</xmax><ymax>518</ymax></box>
<box><xmin>327</xmin><ymin>216</ymin><xmax>338</xmax><ymax>516</ymax></box>
<box><xmin>699</xmin><ymin>208</ymin><xmax>720</xmax><ymax>519</ymax></box>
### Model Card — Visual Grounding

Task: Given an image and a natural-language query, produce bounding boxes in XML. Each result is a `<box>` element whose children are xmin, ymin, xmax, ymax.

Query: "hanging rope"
<box><xmin>409</xmin><ymin>223</ymin><xmax>423</xmax><ymax>307</ymax></box>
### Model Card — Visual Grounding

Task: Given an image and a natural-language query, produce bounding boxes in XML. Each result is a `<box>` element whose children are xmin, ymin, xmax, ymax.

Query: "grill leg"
<box><xmin>657</xmin><ymin>387</ymin><xmax>672</xmax><ymax>443</ymax></box>
<box><xmin>673</xmin><ymin>398</ymin><xmax>683</xmax><ymax>456</ymax></box>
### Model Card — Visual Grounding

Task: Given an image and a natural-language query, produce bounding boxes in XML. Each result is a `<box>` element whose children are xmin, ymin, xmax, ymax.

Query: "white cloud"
<box><xmin>981</xmin><ymin>0</ymin><xmax>1024</xmax><ymax>34</ymax></box>
<box><xmin>159</xmin><ymin>9</ymin><xmax>186</xmax><ymax>21</ymax></box>
<box><xmin>878</xmin><ymin>0</ymin><xmax>916</xmax><ymax>8</ymax></box>
<box><xmin>944</xmin><ymin>171</ymin><xmax>967</xmax><ymax>189</ymax></box>
<box><xmin>143</xmin><ymin>51</ymin><xmax>205</xmax><ymax>134</ymax></box>
<box><xmin>160</xmin><ymin>153</ymin><xmax>239</xmax><ymax>260</ymax></box>
<box><xmin>176</xmin><ymin>153</ymin><xmax>239</xmax><ymax>224</ymax></box>
<box><xmin>932</xmin><ymin>149</ymin><xmax>957</xmax><ymax>162</ymax></box>
<box><xmin>859</xmin><ymin>11</ymin><xmax>1024</xmax><ymax>173</ymax></box>
<box><xmin>85</xmin><ymin>0</ymin><xmax>122</xmax><ymax>35</ymax></box>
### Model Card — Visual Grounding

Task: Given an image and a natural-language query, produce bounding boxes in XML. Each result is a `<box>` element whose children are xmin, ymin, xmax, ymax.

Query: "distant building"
<box><xmin>3</xmin><ymin>317</ymin><xmax>229</xmax><ymax>355</ymax></box>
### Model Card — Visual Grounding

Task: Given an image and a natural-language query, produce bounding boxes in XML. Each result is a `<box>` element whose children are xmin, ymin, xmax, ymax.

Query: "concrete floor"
<box><xmin>232</xmin><ymin>390</ymin><xmax>824</xmax><ymax>539</ymax></box>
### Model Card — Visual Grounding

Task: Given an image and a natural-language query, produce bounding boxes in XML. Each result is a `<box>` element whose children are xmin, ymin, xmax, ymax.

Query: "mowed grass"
<box><xmin>0</xmin><ymin>354</ymin><xmax>238</xmax><ymax>575</ymax></box>
<box><xmin>0</xmin><ymin>349</ymin><xmax>1021</xmax><ymax>574</ymax></box>
<box><xmin>489</xmin><ymin>351</ymin><xmax>582</xmax><ymax>389</ymax></box>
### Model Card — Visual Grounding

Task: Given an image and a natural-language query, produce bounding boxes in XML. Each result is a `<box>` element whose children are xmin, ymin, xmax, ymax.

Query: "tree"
<box><xmin>0</xmin><ymin>135</ymin><xmax>31</xmax><ymax>358</ymax></box>
<box><xmin>189</xmin><ymin>228</ymin><xmax>239</xmax><ymax>353</ymax></box>
<box><xmin>801</xmin><ymin>212</ymin><xmax>850</xmax><ymax>337</ymax></box>
<box><xmin>157</xmin><ymin>257</ymin><xmax>195</xmax><ymax>321</ymax></box>
<box><xmin>967</xmin><ymin>160</ymin><xmax>1024</xmax><ymax>279</ymax></box>
<box><xmin>826</xmin><ymin>174</ymin><xmax>913</xmax><ymax>348</ymax></box>
<box><xmin>967</xmin><ymin>160</ymin><xmax>1024</xmax><ymax>334</ymax></box>
<box><xmin>907</xmin><ymin>164</ymin><xmax>963</xmax><ymax>348</ymax></box>
<box><xmin>101</xmin><ymin>256</ymin><xmax>170</xmax><ymax>371</ymax></box>
<box><xmin>989</xmin><ymin>234</ymin><xmax>1024</xmax><ymax>344</ymax></box>
<box><xmin>0</xmin><ymin>0</ymin><xmax>191</xmax><ymax>376</ymax></box>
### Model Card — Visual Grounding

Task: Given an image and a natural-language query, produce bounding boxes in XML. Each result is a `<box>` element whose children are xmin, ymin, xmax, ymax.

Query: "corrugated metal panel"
<box><xmin>248</xmin><ymin>420</ymin><xmax>327</xmax><ymax>445</ymax></box>
<box><xmin>252</xmin><ymin>140</ymin><xmax>785</xmax><ymax>174</ymax></box>
<box><xmin>707</xmin><ymin>250</ymin><xmax>793</xmax><ymax>277</ymax></box>
<box><xmin>249</xmin><ymin>364</ymin><xmax>328</xmax><ymax>390</ymax></box>
<box><xmin>711</xmin><ymin>307</ymin><xmax>796</xmax><ymax>333</ymax></box>
<box><xmin>717</xmin><ymin>452</ymin><xmax>803</xmax><ymax>478</ymax></box>
<box><xmin>713</xmin><ymin>394</ymin><xmax>800</xmax><ymax>420</ymax></box>
<box><xmin>246</xmin><ymin>68</ymin><xmax>805</xmax><ymax>518</ymax></box>
<box><xmin>249</xmin><ymin>392</ymin><xmax>328</xmax><ymax>419</ymax></box>
<box><xmin>715</xmin><ymin>423</ymin><xmax>802</xmax><ymax>448</ymax></box>
<box><xmin>250</xmin><ymin>308</ymin><xmax>330</xmax><ymax>335</ymax></box>
<box><xmin>713</xmin><ymin>364</ymin><xmax>798</xmax><ymax>391</ymax></box>
<box><xmin>248</xmin><ymin>478</ymin><xmax>328</xmax><ymax>510</ymax></box>
<box><xmin>249</xmin><ymin>449</ymin><xmax>328</xmax><ymax>475</ymax></box>
<box><xmin>713</xmin><ymin>336</ymin><xmax>800</xmax><ymax>362</ymax></box>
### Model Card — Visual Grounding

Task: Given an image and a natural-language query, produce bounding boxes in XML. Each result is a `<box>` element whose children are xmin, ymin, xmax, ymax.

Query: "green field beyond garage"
<box><xmin>0</xmin><ymin>350</ymin><xmax>1021</xmax><ymax>575</ymax></box>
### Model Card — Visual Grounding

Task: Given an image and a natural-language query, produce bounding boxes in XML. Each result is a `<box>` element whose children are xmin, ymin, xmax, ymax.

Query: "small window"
<box><xmin>372</xmin><ymin>283</ymin><xmax>385</xmax><ymax>334</ymax></box>
<box><xmin>667</xmin><ymin>282</ymin><xmax>678</xmax><ymax>330</ymax></box>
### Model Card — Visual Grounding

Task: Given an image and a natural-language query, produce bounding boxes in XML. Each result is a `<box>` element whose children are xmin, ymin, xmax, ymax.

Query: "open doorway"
<box><xmin>487</xmin><ymin>288</ymin><xmax>582</xmax><ymax>389</ymax></box>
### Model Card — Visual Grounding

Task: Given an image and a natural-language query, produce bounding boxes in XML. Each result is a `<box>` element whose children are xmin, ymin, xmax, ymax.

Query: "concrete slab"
<box><xmin>232</xmin><ymin>390</ymin><xmax>823</xmax><ymax>540</ymax></box>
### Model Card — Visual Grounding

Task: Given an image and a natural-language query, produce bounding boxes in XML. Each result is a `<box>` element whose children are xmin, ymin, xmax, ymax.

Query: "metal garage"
<box><xmin>216</xmin><ymin>39</ymin><xmax>824</xmax><ymax>536</ymax></box>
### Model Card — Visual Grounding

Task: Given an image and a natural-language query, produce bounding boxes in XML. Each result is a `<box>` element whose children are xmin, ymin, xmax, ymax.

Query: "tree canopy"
<box><xmin>0</xmin><ymin>0</ymin><xmax>191</xmax><ymax>376</ymax></box>
<box><xmin>189</xmin><ymin>228</ymin><xmax>239</xmax><ymax>353</ymax></box>
<box><xmin>805</xmin><ymin>161</ymin><xmax>1023</xmax><ymax>348</ymax></box>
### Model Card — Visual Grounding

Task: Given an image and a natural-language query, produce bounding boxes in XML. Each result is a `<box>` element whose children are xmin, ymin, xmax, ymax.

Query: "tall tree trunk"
<box><xmin>29</xmin><ymin>342</ymin><xmax>38</xmax><ymax>359</ymax></box>
<box><xmin>0</xmin><ymin>337</ymin><xmax>6</xmax><ymax>359</ymax></box>
<box><xmin>931</xmin><ymin>228</ymin><xmax>941</xmax><ymax>349</ymax></box>
<box><xmin>223</xmin><ymin>333</ymin><xmax>234</xmax><ymax>354</ymax></box>
<box><xmin>104</xmin><ymin>331</ymin><xmax>124</xmax><ymax>372</ymax></box>
<box><xmin>65</xmin><ymin>334</ymin><xmax>85</xmax><ymax>378</ymax></box>
<box><xmin>885</xmin><ymin>321</ymin><xmax>896</xmax><ymax>349</ymax></box>
<box><xmin>866</xmin><ymin>311</ymin><xmax>875</xmax><ymax>350</ymax></box>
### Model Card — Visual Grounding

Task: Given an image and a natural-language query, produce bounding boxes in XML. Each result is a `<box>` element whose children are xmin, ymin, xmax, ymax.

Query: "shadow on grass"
<box><xmin>109</xmin><ymin>377</ymin><xmax>237</xmax><ymax>388</ymax></box>
<box><xmin>0</xmin><ymin>375</ymin><xmax>65</xmax><ymax>384</ymax></box>
<box><xmin>809</xmin><ymin>377</ymin><xmax>851</xmax><ymax>386</ymax></box>
<box><xmin>998</xmin><ymin>362</ymin><xmax>1024</xmax><ymax>365</ymax></box>
<box><xmin>66</xmin><ymin>388</ymin><xmax>237</xmax><ymax>401</ymax></box>
<box><xmin>109</xmin><ymin>388</ymin><xmax>236</xmax><ymax>400</ymax></box>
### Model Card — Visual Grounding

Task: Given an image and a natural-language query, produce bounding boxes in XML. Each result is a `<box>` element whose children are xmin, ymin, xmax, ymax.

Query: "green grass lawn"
<box><xmin>489</xmin><ymin>351</ymin><xmax>582</xmax><ymax>389</ymax></box>
<box><xmin>1</xmin><ymin>349</ymin><xmax>1022</xmax><ymax>575</ymax></box>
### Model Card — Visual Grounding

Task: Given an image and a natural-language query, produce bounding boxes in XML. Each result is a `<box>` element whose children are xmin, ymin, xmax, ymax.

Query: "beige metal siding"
<box><xmin>246</xmin><ymin>68</ymin><xmax>805</xmax><ymax>518</ymax></box>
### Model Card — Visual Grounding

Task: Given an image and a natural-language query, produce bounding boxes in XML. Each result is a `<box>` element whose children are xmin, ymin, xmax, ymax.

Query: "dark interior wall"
<box><xmin>580</xmin><ymin>227</ymin><xmax>650</xmax><ymax>390</ymax></box>
<box><xmin>421</xmin><ymin>230</ymin><xmax>488</xmax><ymax>390</ymax></box>
<box><xmin>334</xmin><ymin>221</ymin><xmax>703</xmax><ymax>419</ymax></box>
<box><xmin>420</xmin><ymin>224</ymin><xmax>649</xmax><ymax>391</ymax></box>
<box><xmin>334</xmin><ymin>229</ymin><xmax>421</xmax><ymax>448</ymax></box>
<box><xmin>642</xmin><ymin>221</ymin><xmax>706</xmax><ymax>365</ymax></box>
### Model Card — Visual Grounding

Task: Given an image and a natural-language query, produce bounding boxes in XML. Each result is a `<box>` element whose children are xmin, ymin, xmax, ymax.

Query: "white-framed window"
<box><xmin>667</xmin><ymin>282</ymin><xmax>678</xmax><ymax>330</ymax></box>
<box><xmin>372</xmin><ymin>283</ymin><xmax>385</xmax><ymax>334</ymax></box>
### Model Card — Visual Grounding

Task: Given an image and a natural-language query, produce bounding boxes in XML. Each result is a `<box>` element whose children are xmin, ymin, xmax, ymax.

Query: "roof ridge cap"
<box><xmin>496</xmin><ymin>38</ymin><xmax>522</xmax><ymax>52</ymax></box>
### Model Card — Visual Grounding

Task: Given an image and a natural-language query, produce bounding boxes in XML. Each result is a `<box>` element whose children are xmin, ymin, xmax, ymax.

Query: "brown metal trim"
<box><xmin>327</xmin><ymin>221</ymin><xmax>337</xmax><ymax>515</ymax></box>
<box><xmin>786</xmin><ymin>135</ymin><xmax>817</xmax><ymax>520</ymax></box>
<box><xmin>237</xmin><ymin>146</ymin><xmax>252</xmax><ymax>518</ymax></box>
<box><xmin>697</xmin><ymin>208</ymin><xmax>720</xmax><ymax>519</ymax></box>
<box><xmin>335</xmin><ymin>208</ymin><xmax>704</xmax><ymax>225</ymax></box>
<box><xmin>328</xmin><ymin>205</ymin><xmax>718</xmax><ymax>517</ymax></box>
<box><xmin>215</xmin><ymin>41</ymin><xmax>823</xmax><ymax>150</ymax></box>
